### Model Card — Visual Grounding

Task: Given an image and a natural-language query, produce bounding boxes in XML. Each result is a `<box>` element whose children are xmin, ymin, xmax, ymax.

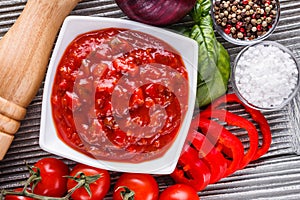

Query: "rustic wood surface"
<box><xmin>1</xmin><ymin>0</ymin><xmax>300</xmax><ymax>199</ymax></box>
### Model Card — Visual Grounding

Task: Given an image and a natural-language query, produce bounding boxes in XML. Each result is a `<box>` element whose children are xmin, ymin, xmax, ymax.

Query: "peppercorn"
<box><xmin>214</xmin><ymin>6</ymin><xmax>220</xmax><ymax>11</ymax></box>
<box><xmin>237</xmin><ymin>32</ymin><xmax>244</xmax><ymax>38</ymax></box>
<box><xmin>256</xmin><ymin>8</ymin><xmax>261</xmax><ymax>14</ymax></box>
<box><xmin>256</xmin><ymin>19</ymin><xmax>262</xmax><ymax>24</ymax></box>
<box><xmin>247</xmin><ymin>24</ymin><xmax>253</xmax><ymax>30</ymax></box>
<box><xmin>266</xmin><ymin>17</ymin><xmax>272</xmax><ymax>23</ymax></box>
<box><xmin>215</xmin><ymin>0</ymin><xmax>221</xmax><ymax>6</ymax></box>
<box><xmin>232</xmin><ymin>17</ymin><xmax>238</xmax><ymax>23</ymax></box>
<box><xmin>257</xmin><ymin>24</ymin><xmax>262</xmax><ymax>31</ymax></box>
<box><xmin>233</xmin><ymin>0</ymin><xmax>239</xmax><ymax>5</ymax></box>
<box><xmin>242</xmin><ymin>0</ymin><xmax>248</xmax><ymax>5</ymax></box>
<box><xmin>249</xmin><ymin>35</ymin><xmax>255</xmax><ymax>40</ymax></box>
<box><xmin>262</xmin><ymin>21</ymin><xmax>268</xmax><ymax>27</ymax></box>
<box><xmin>245</xmin><ymin>16</ymin><xmax>251</xmax><ymax>23</ymax></box>
<box><xmin>224</xmin><ymin>2</ymin><xmax>229</xmax><ymax>8</ymax></box>
<box><xmin>231</xmin><ymin>27</ymin><xmax>237</xmax><ymax>34</ymax></box>
<box><xmin>224</xmin><ymin>27</ymin><xmax>231</xmax><ymax>34</ymax></box>
<box><xmin>251</xmin><ymin>18</ymin><xmax>257</xmax><ymax>25</ymax></box>
<box><xmin>236</xmin><ymin>21</ymin><xmax>243</xmax><ymax>29</ymax></box>
<box><xmin>232</xmin><ymin>5</ymin><xmax>238</xmax><ymax>12</ymax></box>
<box><xmin>257</xmin><ymin>31</ymin><xmax>263</xmax><ymax>36</ymax></box>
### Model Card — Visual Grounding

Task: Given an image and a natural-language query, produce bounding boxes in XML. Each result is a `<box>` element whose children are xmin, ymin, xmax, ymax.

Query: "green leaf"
<box><xmin>188</xmin><ymin>0</ymin><xmax>231</xmax><ymax>107</ymax></box>
<box><xmin>190</xmin><ymin>0</ymin><xmax>212</xmax><ymax>22</ymax></box>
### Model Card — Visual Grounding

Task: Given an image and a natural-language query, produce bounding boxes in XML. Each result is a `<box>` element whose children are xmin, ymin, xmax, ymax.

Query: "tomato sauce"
<box><xmin>51</xmin><ymin>28</ymin><xmax>189</xmax><ymax>162</ymax></box>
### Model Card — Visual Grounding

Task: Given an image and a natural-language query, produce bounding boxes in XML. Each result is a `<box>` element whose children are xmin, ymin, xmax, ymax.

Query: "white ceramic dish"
<box><xmin>39</xmin><ymin>16</ymin><xmax>198</xmax><ymax>174</ymax></box>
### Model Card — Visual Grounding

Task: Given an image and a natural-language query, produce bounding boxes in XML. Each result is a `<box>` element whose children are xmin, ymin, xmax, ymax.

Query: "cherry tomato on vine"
<box><xmin>4</xmin><ymin>188</ymin><xmax>34</xmax><ymax>200</ymax></box>
<box><xmin>67</xmin><ymin>164</ymin><xmax>110</xmax><ymax>200</ymax></box>
<box><xmin>159</xmin><ymin>184</ymin><xmax>199</xmax><ymax>200</ymax></box>
<box><xmin>113</xmin><ymin>173</ymin><xmax>159</xmax><ymax>200</ymax></box>
<box><xmin>31</xmin><ymin>157</ymin><xmax>69</xmax><ymax>197</ymax></box>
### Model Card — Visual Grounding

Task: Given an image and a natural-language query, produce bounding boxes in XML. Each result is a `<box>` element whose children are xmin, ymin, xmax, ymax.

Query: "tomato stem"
<box><xmin>1</xmin><ymin>189</ymin><xmax>68</xmax><ymax>200</ymax></box>
<box><xmin>116</xmin><ymin>186</ymin><xmax>135</xmax><ymax>200</ymax></box>
<box><xmin>65</xmin><ymin>172</ymin><xmax>101</xmax><ymax>198</ymax></box>
<box><xmin>64</xmin><ymin>178</ymin><xmax>86</xmax><ymax>199</ymax></box>
<box><xmin>0</xmin><ymin>168</ymin><xmax>100</xmax><ymax>200</ymax></box>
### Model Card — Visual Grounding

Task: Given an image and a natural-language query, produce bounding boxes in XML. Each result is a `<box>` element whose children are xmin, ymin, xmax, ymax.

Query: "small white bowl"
<box><xmin>211</xmin><ymin>0</ymin><xmax>280</xmax><ymax>46</ymax></box>
<box><xmin>231</xmin><ymin>41</ymin><xmax>300</xmax><ymax>111</ymax></box>
<box><xmin>40</xmin><ymin>16</ymin><xmax>198</xmax><ymax>174</ymax></box>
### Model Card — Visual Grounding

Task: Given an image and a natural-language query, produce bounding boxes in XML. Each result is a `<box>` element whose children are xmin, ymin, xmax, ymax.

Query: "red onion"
<box><xmin>115</xmin><ymin>0</ymin><xmax>197</xmax><ymax>26</ymax></box>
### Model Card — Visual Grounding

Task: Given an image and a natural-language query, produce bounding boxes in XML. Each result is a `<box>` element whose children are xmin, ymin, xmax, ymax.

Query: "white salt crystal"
<box><xmin>234</xmin><ymin>43</ymin><xmax>299</xmax><ymax>109</ymax></box>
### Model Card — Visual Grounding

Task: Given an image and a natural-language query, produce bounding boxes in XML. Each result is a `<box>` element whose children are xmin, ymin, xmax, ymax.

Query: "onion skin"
<box><xmin>115</xmin><ymin>0</ymin><xmax>197</xmax><ymax>26</ymax></box>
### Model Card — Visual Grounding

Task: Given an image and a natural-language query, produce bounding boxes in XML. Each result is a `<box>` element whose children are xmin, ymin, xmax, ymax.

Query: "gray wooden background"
<box><xmin>1</xmin><ymin>0</ymin><xmax>300</xmax><ymax>199</ymax></box>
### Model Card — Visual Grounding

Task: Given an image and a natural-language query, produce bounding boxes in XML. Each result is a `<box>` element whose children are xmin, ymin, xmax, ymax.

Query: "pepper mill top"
<box><xmin>0</xmin><ymin>0</ymin><xmax>81</xmax><ymax>160</ymax></box>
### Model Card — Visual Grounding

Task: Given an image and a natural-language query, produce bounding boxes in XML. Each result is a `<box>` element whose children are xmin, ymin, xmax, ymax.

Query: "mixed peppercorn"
<box><xmin>213</xmin><ymin>0</ymin><xmax>278</xmax><ymax>41</ymax></box>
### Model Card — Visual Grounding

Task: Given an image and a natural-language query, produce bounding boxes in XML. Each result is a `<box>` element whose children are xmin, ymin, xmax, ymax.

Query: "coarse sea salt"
<box><xmin>233</xmin><ymin>42</ymin><xmax>299</xmax><ymax>110</ymax></box>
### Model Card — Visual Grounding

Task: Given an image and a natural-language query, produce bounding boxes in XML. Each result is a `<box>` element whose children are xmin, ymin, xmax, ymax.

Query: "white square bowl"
<box><xmin>40</xmin><ymin>16</ymin><xmax>198</xmax><ymax>174</ymax></box>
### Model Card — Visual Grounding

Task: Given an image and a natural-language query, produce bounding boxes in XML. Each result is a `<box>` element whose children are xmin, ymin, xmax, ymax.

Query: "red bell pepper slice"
<box><xmin>171</xmin><ymin>143</ymin><xmax>211</xmax><ymax>191</ymax></box>
<box><xmin>206</xmin><ymin>93</ymin><xmax>272</xmax><ymax>161</ymax></box>
<box><xmin>201</xmin><ymin>109</ymin><xmax>259</xmax><ymax>169</ymax></box>
<box><xmin>189</xmin><ymin>129</ymin><xmax>228</xmax><ymax>184</ymax></box>
<box><xmin>196</xmin><ymin>117</ymin><xmax>244</xmax><ymax>177</ymax></box>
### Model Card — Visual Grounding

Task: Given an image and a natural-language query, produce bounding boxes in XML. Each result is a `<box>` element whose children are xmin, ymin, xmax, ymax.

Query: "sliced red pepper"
<box><xmin>250</xmin><ymin>110</ymin><xmax>272</xmax><ymax>160</ymax></box>
<box><xmin>171</xmin><ymin>143</ymin><xmax>211</xmax><ymax>191</ymax></box>
<box><xmin>189</xmin><ymin>129</ymin><xmax>228</xmax><ymax>184</ymax></box>
<box><xmin>201</xmin><ymin>109</ymin><xmax>259</xmax><ymax>169</ymax></box>
<box><xmin>196</xmin><ymin>117</ymin><xmax>244</xmax><ymax>177</ymax></box>
<box><xmin>206</xmin><ymin>93</ymin><xmax>272</xmax><ymax>161</ymax></box>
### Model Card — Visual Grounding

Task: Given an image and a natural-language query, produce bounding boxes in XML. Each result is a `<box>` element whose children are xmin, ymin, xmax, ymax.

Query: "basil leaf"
<box><xmin>190</xmin><ymin>0</ymin><xmax>211</xmax><ymax>22</ymax></box>
<box><xmin>189</xmin><ymin>0</ymin><xmax>231</xmax><ymax>107</ymax></box>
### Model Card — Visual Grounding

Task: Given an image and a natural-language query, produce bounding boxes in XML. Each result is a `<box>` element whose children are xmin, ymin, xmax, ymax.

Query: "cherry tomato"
<box><xmin>67</xmin><ymin>164</ymin><xmax>110</xmax><ymax>200</ymax></box>
<box><xmin>4</xmin><ymin>188</ymin><xmax>34</xmax><ymax>200</ymax></box>
<box><xmin>113</xmin><ymin>173</ymin><xmax>159</xmax><ymax>200</ymax></box>
<box><xmin>31</xmin><ymin>157</ymin><xmax>69</xmax><ymax>197</ymax></box>
<box><xmin>159</xmin><ymin>184</ymin><xmax>199</xmax><ymax>200</ymax></box>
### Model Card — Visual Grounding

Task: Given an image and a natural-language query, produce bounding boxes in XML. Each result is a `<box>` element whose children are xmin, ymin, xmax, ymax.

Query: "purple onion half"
<box><xmin>115</xmin><ymin>0</ymin><xmax>197</xmax><ymax>26</ymax></box>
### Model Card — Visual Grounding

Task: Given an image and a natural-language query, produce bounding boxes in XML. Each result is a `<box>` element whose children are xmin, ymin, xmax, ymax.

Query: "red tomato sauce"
<box><xmin>51</xmin><ymin>28</ymin><xmax>189</xmax><ymax>162</ymax></box>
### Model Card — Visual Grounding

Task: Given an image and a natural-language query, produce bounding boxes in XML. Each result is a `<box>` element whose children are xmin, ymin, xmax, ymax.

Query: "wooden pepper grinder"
<box><xmin>0</xmin><ymin>0</ymin><xmax>81</xmax><ymax>160</ymax></box>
